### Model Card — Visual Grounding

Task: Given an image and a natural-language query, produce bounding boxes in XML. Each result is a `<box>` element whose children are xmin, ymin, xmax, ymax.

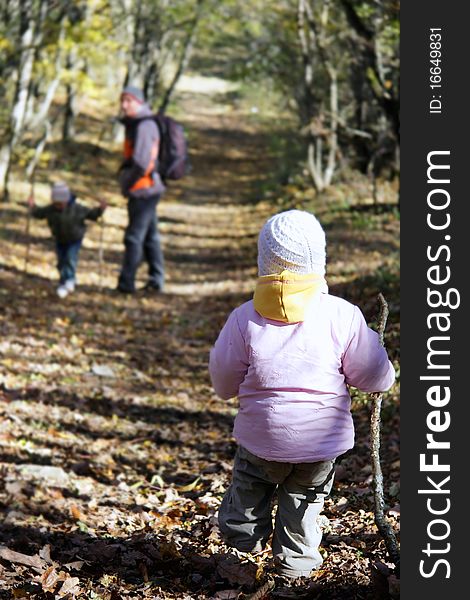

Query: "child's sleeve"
<box><xmin>83</xmin><ymin>206</ymin><xmax>103</xmax><ymax>221</ymax></box>
<box><xmin>209</xmin><ymin>309</ymin><xmax>249</xmax><ymax>400</ymax></box>
<box><xmin>342</xmin><ymin>305</ymin><xmax>396</xmax><ymax>393</ymax></box>
<box><xmin>31</xmin><ymin>206</ymin><xmax>49</xmax><ymax>219</ymax></box>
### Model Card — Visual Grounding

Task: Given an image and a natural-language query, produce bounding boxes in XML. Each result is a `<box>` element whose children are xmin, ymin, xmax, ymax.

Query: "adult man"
<box><xmin>116</xmin><ymin>85</ymin><xmax>165</xmax><ymax>294</ymax></box>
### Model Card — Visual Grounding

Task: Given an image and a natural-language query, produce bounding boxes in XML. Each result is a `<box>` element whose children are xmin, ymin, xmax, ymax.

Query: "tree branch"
<box><xmin>370</xmin><ymin>293</ymin><xmax>400</xmax><ymax>573</ymax></box>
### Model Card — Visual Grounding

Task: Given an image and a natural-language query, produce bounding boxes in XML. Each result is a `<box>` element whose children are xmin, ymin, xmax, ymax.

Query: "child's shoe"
<box><xmin>64</xmin><ymin>280</ymin><xmax>75</xmax><ymax>293</ymax></box>
<box><xmin>57</xmin><ymin>285</ymin><xmax>68</xmax><ymax>299</ymax></box>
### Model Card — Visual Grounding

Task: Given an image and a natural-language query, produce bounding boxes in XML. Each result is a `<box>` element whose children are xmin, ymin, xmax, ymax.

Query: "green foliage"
<box><xmin>0</xmin><ymin>0</ymin><xmax>400</xmax><ymax>196</ymax></box>
<box><xmin>191</xmin><ymin>0</ymin><xmax>399</xmax><ymax>180</ymax></box>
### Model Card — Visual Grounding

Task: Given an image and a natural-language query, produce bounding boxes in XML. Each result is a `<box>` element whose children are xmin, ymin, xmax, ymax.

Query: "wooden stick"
<box><xmin>370</xmin><ymin>293</ymin><xmax>400</xmax><ymax>573</ymax></box>
<box><xmin>85</xmin><ymin>193</ymin><xmax>106</xmax><ymax>290</ymax></box>
<box><xmin>98</xmin><ymin>214</ymin><xmax>104</xmax><ymax>290</ymax></box>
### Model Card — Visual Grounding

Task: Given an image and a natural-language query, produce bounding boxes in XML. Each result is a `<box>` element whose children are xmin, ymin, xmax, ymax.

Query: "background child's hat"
<box><xmin>51</xmin><ymin>182</ymin><xmax>71</xmax><ymax>203</ymax></box>
<box><xmin>257</xmin><ymin>209</ymin><xmax>326</xmax><ymax>276</ymax></box>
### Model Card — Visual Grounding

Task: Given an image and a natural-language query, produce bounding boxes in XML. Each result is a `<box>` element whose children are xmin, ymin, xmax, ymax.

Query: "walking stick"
<box><xmin>90</xmin><ymin>120</ymin><xmax>112</xmax><ymax>291</ymax></box>
<box><xmin>86</xmin><ymin>193</ymin><xmax>106</xmax><ymax>290</ymax></box>
<box><xmin>370</xmin><ymin>293</ymin><xmax>400</xmax><ymax>574</ymax></box>
<box><xmin>98</xmin><ymin>211</ymin><xmax>105</xmax><ymax>290</ymax></box>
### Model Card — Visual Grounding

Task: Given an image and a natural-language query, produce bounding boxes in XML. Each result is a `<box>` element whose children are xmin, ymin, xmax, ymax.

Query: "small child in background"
<box><xmin>28</xmin><ymin>182</ymin><xmax>107</xmax><ymax>298</ymax></box>
<box><xmin>209</xmin><ymin>209</ymin><xmax>395</xmax><ymax>580</ymax></box>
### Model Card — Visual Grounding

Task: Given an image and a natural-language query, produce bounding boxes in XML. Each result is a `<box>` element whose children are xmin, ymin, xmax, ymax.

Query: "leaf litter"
<box><xmin>0</xmin><ymin>92</ymin><xmax>399</xmax><ymax>599</ymax></box>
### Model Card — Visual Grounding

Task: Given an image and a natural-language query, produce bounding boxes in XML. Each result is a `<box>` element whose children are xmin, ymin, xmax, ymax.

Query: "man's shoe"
<box><xmin>115</xmin><ymin>285</ymin><xmax>135</xmax><ymax>295</ymax></box>
<box><xmin>142</xmin><ymin>282</ymin><xmax>163</xmax><ymax>293</ymax></box>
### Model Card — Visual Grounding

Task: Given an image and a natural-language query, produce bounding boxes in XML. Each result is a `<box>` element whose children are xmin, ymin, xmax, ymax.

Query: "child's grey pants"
<box><xmin>218</xmin><ymin>445</ymin><xmax>335</xmax><ymax>578</ymax></box>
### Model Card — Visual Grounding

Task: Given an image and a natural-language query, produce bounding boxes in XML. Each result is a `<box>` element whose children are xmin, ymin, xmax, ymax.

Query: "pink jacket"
<box><xmin>209</xmin><ymin>291</ymin><xmax>395</xmax><ymax>462</ymax></box>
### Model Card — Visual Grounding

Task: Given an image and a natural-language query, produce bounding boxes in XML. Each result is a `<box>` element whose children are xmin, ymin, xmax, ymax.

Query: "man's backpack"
<box><xmin>154</xmin><ymin>113</ymin><xmax>190</xmax><ymax>181</ymax></box>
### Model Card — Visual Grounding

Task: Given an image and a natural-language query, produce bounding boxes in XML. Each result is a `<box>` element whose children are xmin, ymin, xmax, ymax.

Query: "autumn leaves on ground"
<box><xmin>0</xmin><ymin>81</ymin><xmax>400</xmax><ymax>599</ymax></box>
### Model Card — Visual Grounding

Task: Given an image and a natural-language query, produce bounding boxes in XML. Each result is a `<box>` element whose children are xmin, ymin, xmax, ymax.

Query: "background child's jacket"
<box><xmin>32</xmin><ymin>196</ymin><xmax>103</xmax><ymax>244</ymax></box>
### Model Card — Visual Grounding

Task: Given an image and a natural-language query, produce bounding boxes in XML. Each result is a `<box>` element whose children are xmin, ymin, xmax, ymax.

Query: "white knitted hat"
<box><xmin>257</xmin><ymin>209</ymin><xmax>326</xmax><ymax>276</ymax></box>
<box><xmin>51</xmin><ymin>182</ymin><xmax>71</xmax><ymax>203</ymax></box>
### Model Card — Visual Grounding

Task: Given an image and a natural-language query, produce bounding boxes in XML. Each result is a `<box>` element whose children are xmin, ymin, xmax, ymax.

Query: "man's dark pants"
<box><xmin>118</xmin><ymin>194</ymin><xmax>164</xmax><ymax>292</ymax></box>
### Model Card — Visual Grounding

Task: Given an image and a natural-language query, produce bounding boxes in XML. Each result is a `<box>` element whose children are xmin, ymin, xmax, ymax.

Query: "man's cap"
<box><xmin>121</xmin><ymin>85</ymin><xmax>145</xmax><ymax>104</ymax></box>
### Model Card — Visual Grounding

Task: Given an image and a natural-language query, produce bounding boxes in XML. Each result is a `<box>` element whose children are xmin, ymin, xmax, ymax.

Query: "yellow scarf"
<box><xmin>253</xmin><ymin>270</ymin><xmax>327</xmax><ymax>323</ymax></box>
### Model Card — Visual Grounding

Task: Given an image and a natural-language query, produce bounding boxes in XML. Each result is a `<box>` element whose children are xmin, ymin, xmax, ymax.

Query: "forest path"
<box><xmin>0</xmin><ymin>83</ymin><xmax>400</xmax><ymax>599</ymax></box>
<box><xmin>0</xmin><ymin>84</ymin><xmax>277</xmax><ymax>405</ymax></box>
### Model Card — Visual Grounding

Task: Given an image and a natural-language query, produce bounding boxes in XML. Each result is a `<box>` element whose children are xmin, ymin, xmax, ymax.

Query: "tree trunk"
<box><xmin>26</xmin><ymin>120</ymin><xmax>52</xmax><ymax>181</ymax></box>
<box><xmin>297</xmin><ymin>0</ymin><xmax>317</xmax><ymax>124</ymax></box>
<box><xmin>114</xmin><ymin>0</ymin><xmax>145</xmax><ymax>141</ymax></box>
<box><xmin>158</xmin><ymin>0</ymin><xmax>205</xmax><ymax>114</ymax></box>
<box><xmin>29</xmin><ymin>13</ymin><xmax>66</xmax><ymax>132</ymax></box>
<box><xmin>126</xmin><ymin>0</ymin><xmax>146</xmax><ymax>88</ymax></box>
<box><xmin>23</xmin><ymin>0</ymin><xmax>49</xmax><ymax>126</ymax></box>
<box><xmin>340</xmin><ymin>0</ymin><xmax>399</xmax><ymax>141</ymax></box>
<box><xmin>307</xmin><ymin>138</ymin><xmax>325</xmax><ymax>191</ymax></box>
<box><xmin>323</xmin><ymin>67</ymin><xmax>338</xmax><ymax>187</ymax></box>
<box><xmin>349</xmin><ymin>63</ymin><xmax>371</xmax><ymax>172</ymax></box>
<box><xmin>0</xmin><ymin>0</ymin><xmax>36</xmax><ymax>200</ymax></box>
<box><xmin>62</xmin><ymin>50</ymin><xmax>78</xmax><ymax>142</ymax></box>
<box><xmin>298</xmin><ymin>0</ymin><xmax>339</xmax><ymax>192</ymax></box>
<box><xmin>25</xmin><ymin>80</ymin><xmax>40</xmax><ymax>127</ymax></box>
<box><xmin>0</xmin><ymin>0</ymin><xmax>53</xmax><ymax>200</ymax></box>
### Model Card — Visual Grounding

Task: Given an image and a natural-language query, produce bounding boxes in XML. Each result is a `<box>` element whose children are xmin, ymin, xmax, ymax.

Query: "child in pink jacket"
<box><xmin>209</xmin><ymin>209</ymin><xmax>395</xmax><ymax>579</ymax></box>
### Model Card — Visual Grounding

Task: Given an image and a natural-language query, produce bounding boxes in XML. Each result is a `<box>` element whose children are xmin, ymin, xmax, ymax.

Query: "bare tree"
<box><xmin>28</xmin><ymin>11</ymin><xmax>67</xmax><ymax>131</ymax></box>
<box><xmin>0</xmin><ymin>0</ymin><xmax>69</xmax><ymax>200</ymax></box>
<box><xmin>62</xmin><ymin>47</ymin><xmax>79</xmax><ymax>141</ymax></box>
<box><xmin>158</xmin><ymin>0</ymin><xmax>205</xmax><ymax>113</ymax></box>
<box><xmin>298</xmin><ymin>0</ymin><xmax>340</xmax><ymax>192</ymax></box>
<box><xmin>340</xmin><ymin>0</ymin><xmax>399</xmax><ymax>142</ymax></box>
<box><xmin>0</xmin><ymin>0</ymin><xmax>38</xmax><ymax>199</ymax></box>
<box><xmin>119</xmin><ymin>0</ymin><xmax>205</xmax><ymax>108</ymax></box>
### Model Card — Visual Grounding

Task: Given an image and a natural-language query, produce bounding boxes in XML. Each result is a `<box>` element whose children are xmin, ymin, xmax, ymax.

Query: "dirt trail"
<box><xmin>156</xmin><ymin>92</ymin><xmax>275</xmax><ymax>296</ymax></box>
<box><xmin>0</xmin><ymin>88</ymin><xmax>275</xmax><ymax>597</ymax></box>
<box><xmin>0</xmin><ymin>87</ymin><xmax>276</xmax><ymax>399</ymax></box>
<box><xmin>0</xmin><ymin>86</ymin><xmax>399</xmax><ymax>599</ymax></box>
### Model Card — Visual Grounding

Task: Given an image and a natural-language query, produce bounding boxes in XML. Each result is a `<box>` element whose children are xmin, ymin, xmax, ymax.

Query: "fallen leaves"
<box><xmin>70</xmin><ymin>504</ymin><xmax>88</xmax><ymax>523</ymax></box>
<box><xmin>0</xmin><ymin>546</ymin><xmax>45</xmax><ymax>571</ymax></box>
<box><xmin>0</xmin><ymin>90</ymin><xmax>400</xmax><ymax>600</ymax></box>
<box><xmin>39</xmin><ymin>567</ymin><xmax>81</xmax><ymax>598</ymax></box>
<box><xmin>56</xmin><ymin>576</ymin><xmax>81</xmax><ymax>597</ymax></box>
<box><xmin>40</xmin><ymin>566</ymin><xmax>64</xmax><ymax>593</ymax></box>
<box><xmin>0</xmin><ymin>545</ymin><xmax>82</xmax><ymax>598</ymax></box>
<box><xmin>216</xmin><ymin>555</ymin><xmax>262</xmax><ymax>587</ymax></box>
<box><xmin>177</xmin><ymin>476</ymin><xmax>202</xmax><ymax>493</ymax></box>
